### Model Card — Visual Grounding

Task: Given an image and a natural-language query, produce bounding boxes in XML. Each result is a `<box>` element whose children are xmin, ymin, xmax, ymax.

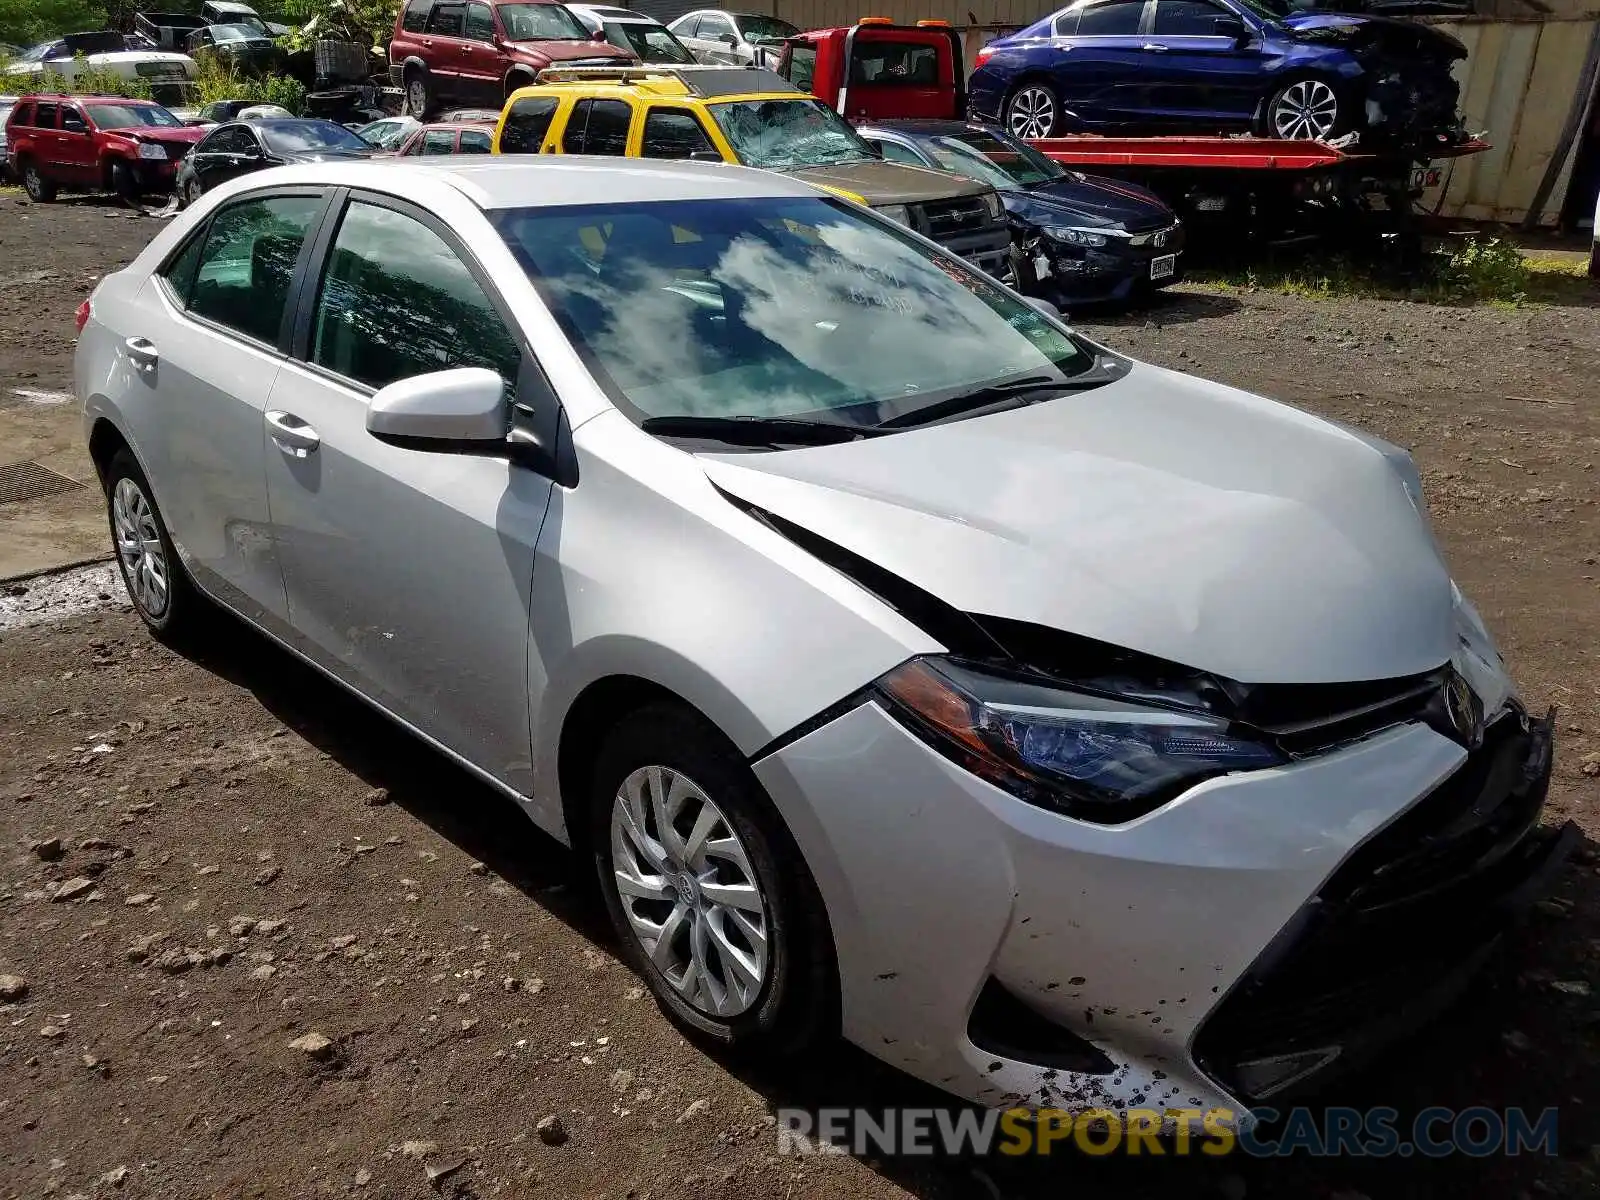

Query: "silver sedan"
<box><xmin>75</xmin><ymin>158</ymin><xmax>1570</xmax><ymax>1126</ymax></box>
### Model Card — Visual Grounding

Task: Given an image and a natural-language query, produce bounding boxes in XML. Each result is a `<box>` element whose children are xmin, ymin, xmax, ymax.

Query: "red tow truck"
<box><xmin>775</xmin><ymin>17</ymin><xmax>1487</xmax><ymax>248</ymax></box>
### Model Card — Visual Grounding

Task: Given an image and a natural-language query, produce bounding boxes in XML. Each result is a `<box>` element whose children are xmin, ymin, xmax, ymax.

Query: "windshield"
<box><xmin>609</xmin><ymin>21</ymin><xmax>694</xmax><ymax>62</ymax></box>
<box><xmin>358</xmin><ymin>118</ymin><xmax>414</xmax><ymax>147</ymax></box>
<box><xmin>739</xmin><ymin>14</ymin><xmax>799</xmax><ymax>43</ymax></box>
<box><xmin>87</xmin><ymin>103</ymin><xmax>185</xmax><ymax>129</ymax></box>
<box><xmin>922</xmin><ymin>131</ymin><xmax>1062</xmax><ymax>190</ymax></box>
<box><xmin>710</xmin><ymin>99</ymin><xmax>875</xmax><ymax>169</ymax></box>
<box><xmin>17</xmin><ymin>43</ymin><xmax>57</xmax><ymax>62</ymax></box>
<box><xmin>212</xmin><ymin>23</ymin><xmax>263</xmax><ymax>40</ymax></box>
<box><xmin>1232</xmin><ymin>0</ymin><xmax>1288</xmax><ymax>20</ymax></box>
<box><xmin>262</xmin><ymin>120</ymin><xmax>369</xmax><ymax>152</ymax></box>
<box><xmin>490</xmin><ymin>197</ymin><xmax>1091</xmax><ymax>432</ymax></box>
<box><xmin>500</xmin><ymin>3</ymin><xmax>589</xmax><ymax>40</ymax></box>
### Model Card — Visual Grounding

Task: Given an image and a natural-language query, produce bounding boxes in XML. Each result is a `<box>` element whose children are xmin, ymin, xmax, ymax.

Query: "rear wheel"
<box><xmin>104</xmin><ymin>450</ymin><xmax>202</xmax><ymax>640</ymax></box>
<box><xmin>21</xmin><ymin>159</ymin><xmax>56</xmax><ymax>202</ymax></box>
<box><xmin>1264</xmin><ymin>76</ymin><xmax>1345</xmax><ymax>141</ymax></box>
<box><xmin>404</xmin><ymin>67</ymin><xmax>433</xmax><ymax>118</ymax></box>
<box><xmin>590</xmin><ymin>703</ymin><xmax>836</xmax><ymax>1054</ymax></box>
<box><xmin>1005</xmin><ymin>81</ymin><xmax>1061</xmax><ymax>140</ymax></box>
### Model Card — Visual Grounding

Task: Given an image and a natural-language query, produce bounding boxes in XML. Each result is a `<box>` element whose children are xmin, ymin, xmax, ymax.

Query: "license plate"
<box><xmin>1150</xmin><ymin>254</ymin><xmax>1177</xmax><ymax>281</ymax></box>
<box><xmin>1410</xmin><ymin>167</ymin><xmax>1441</xmax><ymax>189</ymax></box>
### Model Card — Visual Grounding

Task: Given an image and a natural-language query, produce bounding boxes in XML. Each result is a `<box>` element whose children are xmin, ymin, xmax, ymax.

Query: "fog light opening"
<box><xmin>1233</xmin><ymin>1046</ymin><xmax>1342</xmax><ymax>1099</ymax></box>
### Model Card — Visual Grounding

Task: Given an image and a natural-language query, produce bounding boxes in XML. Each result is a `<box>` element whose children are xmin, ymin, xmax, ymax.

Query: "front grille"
<box><xmin>1128</xmin><ymin>224</ymin><xmax>1181</xmax><ymax>250</ymax></box>
<box><xmin>1193</xmin><ymin>710</ymin><xmax>1571</xmax><ymax>1102</ymax></box>
<box><xmin>914</xmin><ymin>196</ymin><xmax>991</xmax><ymax>241</ymax></box>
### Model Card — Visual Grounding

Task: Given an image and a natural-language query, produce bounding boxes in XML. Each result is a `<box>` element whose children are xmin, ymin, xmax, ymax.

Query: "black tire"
<box><xmin>1004</xmin><ymin>79</ymin><xmax>1062</xmax><ymax>141</ymax></box>
<box><xmin>504</xmin><ymin>71</ymin><xmax>536</xmax><ymax>102</ymax></box>
<box><xmin>110</xmin><ymin>160</ymin><xmax>139</xmax><ymax>203</ymax></box>
<box><xmin>182</xmin><ymin>176</ymin><xmax>203</xmax><ymax>208</ymax></box>
<box><xmin>103</xmin><ymin>449</ymin><xmax>203</xmax><ymax>640</ymax></box>
<box><xmin>404</xmin><ymin>67</ymin><xmax>433</xmax><ymax>119</ymax></box>
<box><xmin>21</xmin><ymin>159</ymin><xmax>56</xmax><ymax>202</ymax></box>
<box><xmin>590</xmin><ymin>703</ymin><xmax>837</xmax><ymax>1055</ymax></box>
<box><xmin>1260</xmin><ymin>75</ymin><xmax>1349</xmax><ymax>142</ymax></box>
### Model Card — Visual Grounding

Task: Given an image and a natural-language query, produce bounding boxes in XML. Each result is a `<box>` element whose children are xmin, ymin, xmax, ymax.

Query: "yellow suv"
<box><xmin>491</xmin><ymin>65</ymin><xmax>1011</xmax><ymax>275</ymax></box>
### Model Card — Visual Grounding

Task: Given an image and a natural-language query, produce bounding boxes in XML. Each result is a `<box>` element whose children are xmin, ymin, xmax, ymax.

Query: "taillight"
<box><xmin>975</xmin><ymin>45</ymin><xmax>995</xmax><ymax>67</ymax></box>
<box><xmin>75</xmin><ymin>298</ymin><xmax>91</xmax><ymax>335</ymax></box>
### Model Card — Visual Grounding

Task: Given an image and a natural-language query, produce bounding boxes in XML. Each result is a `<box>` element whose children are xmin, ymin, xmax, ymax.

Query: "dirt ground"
<box><xmin>2</xmin><ymin>198</ymin><xmax>1599</xmax><ymax>1200</ymax></box>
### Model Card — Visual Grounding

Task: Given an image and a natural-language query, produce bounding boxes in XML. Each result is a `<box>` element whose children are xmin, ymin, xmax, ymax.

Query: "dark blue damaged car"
<box><xmin>857</xmin><ymin>120</ymin><xmax>1182</xmax><ymax>307</ymax></box>
<box><xmin>967</xmin><ymin>0</ymin><xmax>1468</xmax><ymax>151</ymax></box>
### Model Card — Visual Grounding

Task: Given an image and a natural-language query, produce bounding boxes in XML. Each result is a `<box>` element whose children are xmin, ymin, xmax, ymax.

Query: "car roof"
<box><xmin>523</xmin><ymin>65</ymin><xmax>798</xmax><ymax>100</ymax></box>
<box><xmin>208</xmin><ymin>158</ymin><xmax>828</xmax><ymax>210</ymax></box>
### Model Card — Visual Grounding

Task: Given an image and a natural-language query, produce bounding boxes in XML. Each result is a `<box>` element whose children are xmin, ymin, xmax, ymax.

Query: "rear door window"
<box><xmin>186</xmin><ymin>195</ymin><xmax>325</xmax><ymax>345</ymax></box>
<box><xmin>499</xmin><ymin>96</ymin><xmax>559</xmax><ymax>153</ymax></box>
<box><xmin>640</xmin><ymin>108</ymin><xmax>715</xmax><ymax>158</ymax></box>
<box><xmin>562</xmin><ymin>99</ymin><xmax>631</xmax><ymax>155</ymax></box>
<box><xmin>32</xmin><ymin>102</ymin><xmax>59</xmax><ymax>129</ymax></box>
<box><xmin>425</xmin><ymin>2</ymin><xmax>466</xmax><ymax>36</ymax></box>
<box><xmin>1075</xmin><ymin>0</ymin><xmax>1146</xmax><ymax>35</ymax></box>
<box><xmin>401</xmin><ymin>0</ymin><xmax>433</xmax><ymax>31</ymax></box>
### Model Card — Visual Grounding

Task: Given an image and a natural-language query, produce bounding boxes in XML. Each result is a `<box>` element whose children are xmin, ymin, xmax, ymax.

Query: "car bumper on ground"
<box><xmin>752</xmin><ymin>697</ymin><xmax>1568</xmax><ymax>1122</ymax></box>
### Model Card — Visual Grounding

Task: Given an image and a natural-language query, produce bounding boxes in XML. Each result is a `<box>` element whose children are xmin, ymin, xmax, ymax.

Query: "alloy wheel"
<box><xmin>1007</xmin><ymin>86</ymin><xmax>1057</xmax><ymax>140</ymax></box>
<box><xmin>1272</xmin><ymin>80</ymin><xmax>1338</xmax><ymax>141</ymax></box>
<box><xmin>112</xmin><ymin>477</ymin><xmax>170</xmax><ymax>620</ymax></box>
<box><xmin>609</xmin><ymin>765</ymin><xmax>770</xmax><ymax>1019</ymax></box>
<box><xmin>407</xmin><ymin>77</ymin><xmax>428</xmax><ymax>118</ymax></box>
<box><xmin>24</xmin><ymin>164</ymin><xmax>44</xmax><ymax>200</ymax></box>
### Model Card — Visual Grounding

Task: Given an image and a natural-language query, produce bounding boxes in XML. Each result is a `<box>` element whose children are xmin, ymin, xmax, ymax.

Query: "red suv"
<box><xmin>5</xmin><ymin>95</ymin><xmax>204</xmax><ymax>204</ymax></box>
<box><xmin>389</xmin><ymin>0</ymin><xmax>636</xmax><ymax>117</ymax></box>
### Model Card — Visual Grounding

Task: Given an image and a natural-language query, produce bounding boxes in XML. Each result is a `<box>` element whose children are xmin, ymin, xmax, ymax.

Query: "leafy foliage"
<box><xmin>3</xmin><ymin>55</ymin><xmax>155</xmax><ymax>99</ymax></box>
<box><xmin>0</xmin><ymin>0</ymin><xmax>107</xmax><ymax>50</ymax></box>
<box><xmin>276</xmin><ymin>0</ymin><xmax>393</xmax><ymax>50</ymax></box>
<box><xmin>191</xmin><ymin>53</ymin><xmax>306</xmax><ymax>112</ymax></box>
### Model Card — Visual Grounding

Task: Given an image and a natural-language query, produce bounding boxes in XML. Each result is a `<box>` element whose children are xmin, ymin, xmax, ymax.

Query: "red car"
<box><xmin>391</xmin><ymin>120</ymin><xmax>495</xmax><ymax>155</ymax></box>
<box><xmin>389</xmin><ymin>0</ymin><xmax>636</xmax><ymax>118</ymax></box>
<box><xmin>5</xmin><ymin>94</ymin><xmax>205</xmax><ymax>203</ymax></box>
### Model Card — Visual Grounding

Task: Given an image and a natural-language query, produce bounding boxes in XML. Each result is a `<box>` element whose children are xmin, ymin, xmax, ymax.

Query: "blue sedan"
<box><xmin>968</xmin><ymin>0</ymin><xmax>1466</xmax><ymax>148</ymax></box>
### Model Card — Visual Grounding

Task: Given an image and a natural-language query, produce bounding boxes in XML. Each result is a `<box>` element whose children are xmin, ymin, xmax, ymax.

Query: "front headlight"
<box><xmin>876</xmin><ymin>203</ymin><xmax>912</xmax><ymax>226</ymax></box>
<box><xmin>980</xmin><ymin>190</ymin><xmax>1002</xmax><ymax>221</ymax></box>
<box><xmin>1043</xmin><ymin>225</ymin><xmax>1110</xmax><ymax>248</ymax></box>
<box><xmin>137</xmin><ymin>142</ymin><xmax>168</xmax><ymax>161</ymax></box>
<box><xmin>876</xmin><ymin>657</ymin><xmax>1285</xmax><ymax>822</ymax></box>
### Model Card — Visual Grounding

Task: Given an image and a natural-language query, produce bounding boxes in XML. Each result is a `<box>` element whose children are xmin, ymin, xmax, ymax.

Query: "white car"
<box><xmin>567</xmin><ymin>5</ymin><xmax>698</xmax><ymax>64</ymax></box>
<box><xmin>75</xmin><ymin>158</ymin><xmax>1572</xmax><ymax>1126</ymax></box>
<box><xmin>5</xmin><ymin>32</ymin><xmax>197</xmax><ymax>104</ymax></box>
<box><xmin>666</xmin><ymin>9</ymin><xmax>800</xmax><ymax>68</ymax></box>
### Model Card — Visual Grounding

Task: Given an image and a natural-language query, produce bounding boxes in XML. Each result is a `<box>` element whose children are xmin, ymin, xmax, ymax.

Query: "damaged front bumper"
<box><xmin>1016</xmin><ymin>222</ymin><xmax>1185</xmax><ymax>306</ymax></box>
<box><xmin>753</xmin><ymin>696</ymin><xmax>1568</xmax><ymax>1123</ymax></box>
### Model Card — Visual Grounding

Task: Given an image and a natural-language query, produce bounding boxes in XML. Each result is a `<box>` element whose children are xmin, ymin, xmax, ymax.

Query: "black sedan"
<box><xmin>857</xmin><ymin>120</ymin><xmax>1183</xmax><ymax>308</ymax></box>
<box><xmin>177</xmin><ymin>119</ymin><xmax>376</xmax><ymax>206</ymax></box>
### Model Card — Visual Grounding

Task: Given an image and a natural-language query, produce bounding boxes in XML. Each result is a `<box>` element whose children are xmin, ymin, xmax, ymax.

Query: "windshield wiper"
<box><xmin>639</xmin><ymin>414</ymin><xmax>884</xmax><ymax>446</ymax></box>
<box><xmin>875</xmin><ymin>362</ymin><xmax>1125</xmax><ymax>430</ymax></box>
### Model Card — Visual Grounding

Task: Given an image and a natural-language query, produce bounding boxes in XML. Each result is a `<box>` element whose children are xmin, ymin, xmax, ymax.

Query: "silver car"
<box><xmin>666</xmin><ymin>8</ymin><xmax>799</xmax><ymax>68</ymax></box>
<box><xmin>76</xmin><ymin>158</ymin><xmax>1571</xmax><ymax>1125</ymax></box>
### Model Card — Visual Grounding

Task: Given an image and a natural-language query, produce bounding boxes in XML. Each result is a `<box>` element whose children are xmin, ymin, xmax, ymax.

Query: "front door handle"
<box><xmin>266</xmin><ymin>410</ymin><xmax>321</xmax><ymax>457</ymax></box>
<box><xmin>1141</xmin><ymin>42</ymin><xmax>1168</xmax><ymax>51</ymax></box>
<box><xmin>124</xmin><ymin>336</ymin><xmax>159</xmax><ymax>369</ymax></box>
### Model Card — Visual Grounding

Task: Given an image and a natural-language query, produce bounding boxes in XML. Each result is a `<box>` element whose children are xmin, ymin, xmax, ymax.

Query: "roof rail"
<box><xmin>530</xmin><ymin>63</ymin><xmax>775</xmax><ymax>93</ymax></box>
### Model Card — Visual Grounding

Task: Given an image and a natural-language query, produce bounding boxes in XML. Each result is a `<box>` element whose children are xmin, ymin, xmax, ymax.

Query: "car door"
<box><xmin>637</xmin><ymin>105</ymin><xmax>717</xmax><ymax>158</ymax></box>
<box><xmin>26</xmin><ymin>100</ymin><xmax>63</xmax><ymax>177</ymax></box>
<box><xmin>560</xmin><ymin>98</ymin><xmax>633</xmax><ymax>155</ymax></box>
<box><xmin>1048</xmin><ymin>0</ymin><xmax>1153</xmax><ymax>130</ymax></box>
<box><xmin>422</xmin><ymin>1</ymin><xmax>470</xmax><ymax>105</ymax></box>
<box><xmin>1142</xmin><ymin>0</ymin><xmax>1262</xmax><ymax>130</ymax></box>
<box><xmin>56</xmin><ymin>102</ymin><xmax>100</xmax><ymax>187</ymax></box>
<box><xmin>199</xmin><ymin>124</ymin><xmax>264</xmax><ymax>189</ymax></box>
<box><xmin>669</xmin><ymin>14</ymin><xmax>704</xmax><ymax>59</ymax></box>
<box><xmin>123</xmin><ymin>189</ymin><xmax>329</xmax><ymax>627</ymax></box>
<box><xmin>460</xmin><ymin>2</ymin><xmax>504</xmax><ymax>108</ymax></box>
<box><xmin>691</xmin><ymin>12</ymin><xmax>741</xmax><ymax>64</ymax></box>
<box><xmin>260</xmin><ymin>193</ymin><xmax>554</xmax><ymax>794</ymax></box>
<box><xmin>419</xmin><ymin>127</ymin><xmax>458</xmax><ymax>154</ymax></box>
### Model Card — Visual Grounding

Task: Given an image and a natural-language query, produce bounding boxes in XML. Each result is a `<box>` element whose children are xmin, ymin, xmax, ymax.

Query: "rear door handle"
<box><xmin>124</xmin><ymin>336</ymin><xmax>159</xmax><ymax>369</ymax></box>
<box><xmin>266</xmin><ymin>410</ymin><xmax>321</xmax><ymax>457</ymax></box>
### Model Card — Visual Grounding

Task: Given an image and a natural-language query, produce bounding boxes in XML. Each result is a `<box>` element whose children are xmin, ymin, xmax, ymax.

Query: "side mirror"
<box><xmin>1213</xmin><ymin>16</ymin><xmax>1247</xmax><ymax>41</ymax></box>
<box><xmin>590</xmin><ymin>28</ymin><xmax>608</xmax><ymax>42</ymax></box>
<box><xmin>1025</xmin><ymin>295</ymin><xmax>1064</xmax><ymax>322</ymax></box>
<box><xmin>367</xmin><ymin>367</ymin><xmax>507</xmax><ymax>447</ymax></box>
<box><xmin>721</xmin><ymin>32</ymin><xmax>738</xmax><ymax>46</ymax></box>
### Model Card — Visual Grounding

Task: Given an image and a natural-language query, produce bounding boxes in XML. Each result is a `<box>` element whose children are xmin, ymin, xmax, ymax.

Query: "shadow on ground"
<box><xmin>176</xmin><ymin>612</ymin><xmax>1600</xmax><ymax>1200</ymax></box>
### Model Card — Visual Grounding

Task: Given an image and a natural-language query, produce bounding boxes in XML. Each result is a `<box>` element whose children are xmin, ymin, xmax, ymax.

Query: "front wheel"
<box><xmin>21</xmin><ymin>160</ymin><xmax>56</xmax><ymax>202</ymax></box>
<box><xmin>591</xmin><ymin>703</ymin><xmax>836</xmax><ymax>1054</ymax></box>
<box><xmin>182</xmin><ymin>176</ymin><xmax>203</xmax><ymax>207</ymax></box>
<box><xmin>1264</xmin><ymin>77</ymin><xmax>1345</xmax><ymax>141</ymax></box>
<box><xmin>1005</xmin><ymin>81</ymin><xmax>1061</xmax><ymax>140</ymax></box>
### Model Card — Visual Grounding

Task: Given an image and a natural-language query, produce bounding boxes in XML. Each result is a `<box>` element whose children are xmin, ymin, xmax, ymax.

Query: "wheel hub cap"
<box><xmin>609</xmin><ymin>765</ymin><xmax>770</xmax><ymax>1019</ymax></box>
<box><xmin>1273</xmin><ymin>80</ymin><xmax>1337</xmax><ymax>140</ymax></box>
<box><xmin>1008</xmin><ymin>87</ymin><xmax>1055</xmax><ymax>140</ymax></box>
<box><xmin>111</xmin><ymin>477</ymin><xmax>169</xmax><ymax>619</ymax></box>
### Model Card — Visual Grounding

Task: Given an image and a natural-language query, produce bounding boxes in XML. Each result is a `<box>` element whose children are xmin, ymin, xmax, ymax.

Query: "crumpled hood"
<box><xmin>698</xmin><ymin>363</ymin><xmax>1457</xmax><ymax>684</ymax></box>
<box><xmin>1281</xmin><ymin>11</ymin><xmax>1467</xmax><ymax>59</ymax></box>
<box><xmin>508</xmin><ymin>39</ymin><xmax>634</xmax><ymax>65</ymax></box>
<box><xmin>118</xmin><ymin>124</ymin><xmax>207</xmax><ymax>145</ymax></box>
<box><xmin>785</xmin><ymin>160</ymin><xmax>991</xmax><ymax>205</ymax></box>
<box><xmin>1020</xmin><ymin>172</ymin><xmax>1173</xmax><ymax>232</ymax></box>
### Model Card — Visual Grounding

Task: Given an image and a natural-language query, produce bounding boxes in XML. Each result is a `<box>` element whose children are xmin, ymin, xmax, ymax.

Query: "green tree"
<box><xmin>0</xmin><ymin>0</ymin><xmax>109</xmax><ymax>48</ymax></box>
